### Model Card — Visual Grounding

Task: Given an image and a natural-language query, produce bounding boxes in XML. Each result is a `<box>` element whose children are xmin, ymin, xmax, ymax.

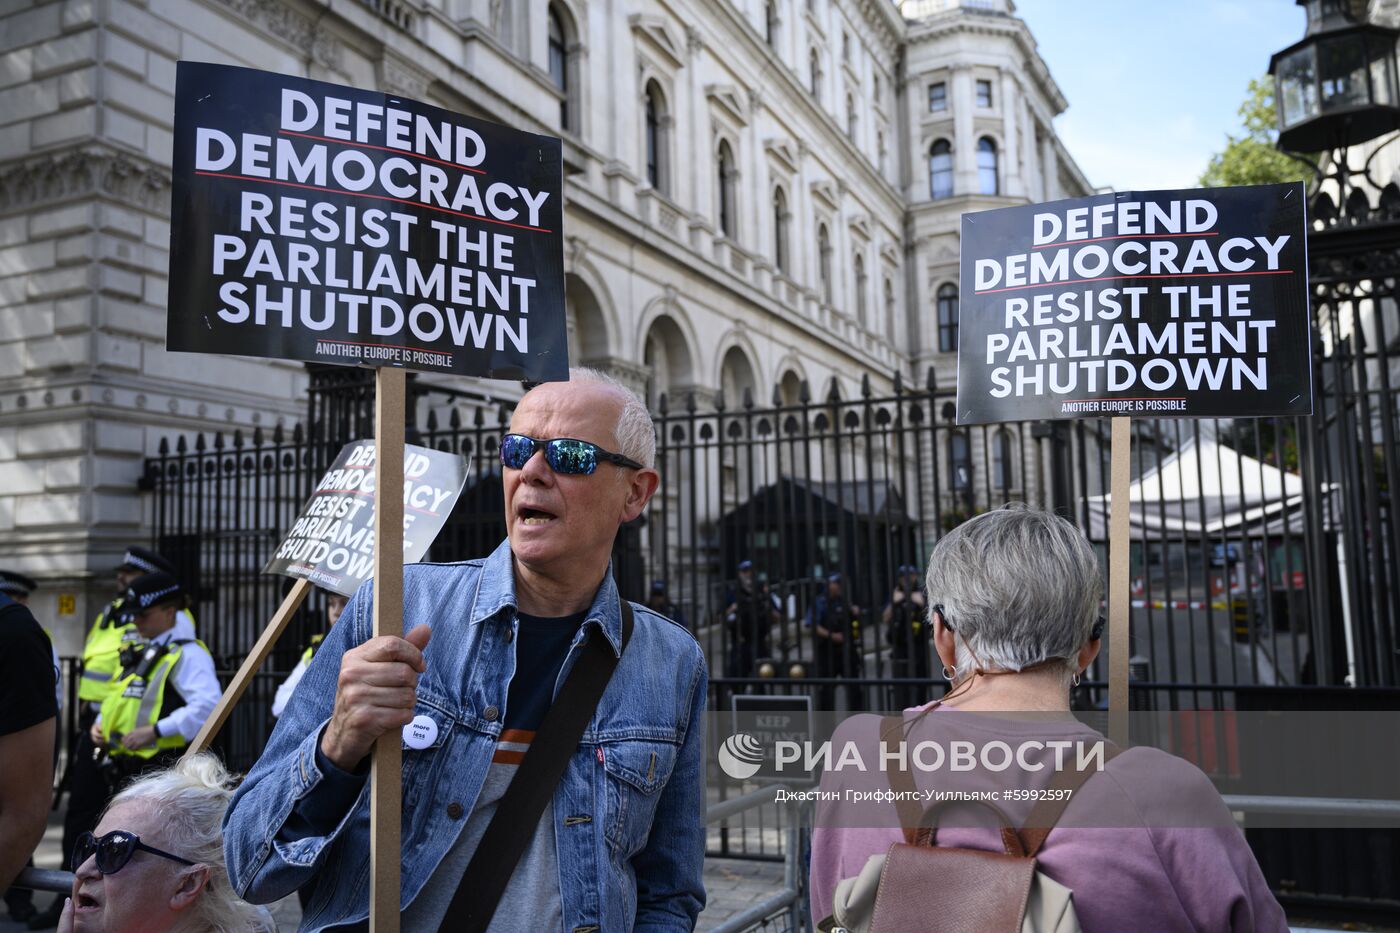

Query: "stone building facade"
<box><xmin>0</xmin><ymin>0</ymin><xmax>1090</xmax><ymax>651</ymax></box>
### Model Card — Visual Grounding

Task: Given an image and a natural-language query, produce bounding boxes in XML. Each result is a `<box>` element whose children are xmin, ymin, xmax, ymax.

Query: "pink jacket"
<box><xmin>808</xmin><ymin>704</ymin><xmax>1288</xmax><ymax>932</ymax></box>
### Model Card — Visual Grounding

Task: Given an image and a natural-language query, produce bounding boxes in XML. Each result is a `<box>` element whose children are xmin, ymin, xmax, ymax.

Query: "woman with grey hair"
<box><xmin>811</xmin><ymin>505</ymin><xmax>1287</xmax><ymax>931</ymax></box>
<box><xmin>925</xmin><ymin>502</ymin><xmax>1105</xmax><ymax>708</ymax></box>
<box><xmin>58</xmin><ymin>753</ymin><xmax>272</xmax><ymax>932</ymax></box>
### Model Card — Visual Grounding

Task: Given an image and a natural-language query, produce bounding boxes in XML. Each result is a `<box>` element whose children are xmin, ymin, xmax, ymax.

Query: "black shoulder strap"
<box><xmin>440</xmin><ymin>601</ymin><xmax>635</xmax><ymax>933</ymax></box>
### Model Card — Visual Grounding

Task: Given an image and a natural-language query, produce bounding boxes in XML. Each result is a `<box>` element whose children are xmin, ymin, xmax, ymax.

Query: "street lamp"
<box><xmin>1269</xmin><ymin>0</ymin><xmax>1400</xmax><ymax>153</ymax></box>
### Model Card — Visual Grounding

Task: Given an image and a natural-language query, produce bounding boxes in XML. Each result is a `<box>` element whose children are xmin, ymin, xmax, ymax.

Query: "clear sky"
<box><xmin>1011</xmin><ymin>0</ymin><xmax>1308</xmax><ymax>192</ymax></box>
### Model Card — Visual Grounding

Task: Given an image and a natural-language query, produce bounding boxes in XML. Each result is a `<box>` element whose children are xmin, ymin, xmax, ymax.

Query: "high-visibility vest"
<box><xmin>79</xmin><ymin>604</ymin><xmax>198</xmax><ymax>703</ymax></box>
<box><xmin>78</xmin><ymin>602</ymin><xmax>138</xmax><ymax>703</ymax></box>
<box><xmin>300</xmin><ymin>632</ymin><xmax>325</xmax><ymax>667</ymax></box>
<box><xmin>99</xmin><ymin>638</ymin><xmax>207</xmax><ymax>759</ymax></box>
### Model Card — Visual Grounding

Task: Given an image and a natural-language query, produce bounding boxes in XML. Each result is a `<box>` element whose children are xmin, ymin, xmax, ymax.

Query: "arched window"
<box><xmin>978</xmin><ymin>137</ymin><xmax>999</xmax><ymax>195</ymax></box>
<box><xmin>773</xmin><ymin>187</ymin><xmax>789</xmax><ymax>273</ymax></box>
<box><xmin>854</xmin><ymin>253</ymin><xmax>867</xmax><ymax>325</ymax></box>
<box><xmin>818</xmin><ymin>224</ymin><xmax>832</xmax><ymax>304</ymax></box>
<box><xmin>765</xmin><ymin>0</ymin><xmax>779</xmax><ymax>48</ymax></box>
<box><xmin>717</xmin><ymin>140</ymin><xmax>737</xmax><ymax>239</ymax></box>
<box><xmin>993</xmin><ymin>428</ymin><xmax>1014</xmax><ymax>491</ymax></box>
<box><xmin>877</xmin><ymin>130</ymin><xmax>886</xmax><ymax>174</ymax></box>
<box><xmin>644</xmin><ymin>81</ymin><xmax>667</xmax><ymax>193</ymax></box>
<box><xmin>929</xmin><ymin>139</ymin><xmax>953</xmax><ymax>200</ymax></box>
<box><xmin>949</xmin><ymin>432</ymin><xmax>971</xmax><ymax>492</ymax></box>
<box><xmin>846</xmin><ymin>92</ymin><xmax>856</xmax><ymax>139</ymax></box>
<box><xmin>937</xmin><ymin>283</ymin><xmax>958</xmax><ymax>353</ymax></box>
<box><xmin>809</xmin><ymin>48</ymin><xmax>822</xmax><ymax>101</ymax></box>
<box><xmin>548</xmin><ymin>3</ymin><xmax>575</xmax><ymax>132</ymax></box>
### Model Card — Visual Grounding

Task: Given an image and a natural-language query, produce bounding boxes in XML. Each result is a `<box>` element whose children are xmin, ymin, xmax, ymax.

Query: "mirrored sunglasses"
<box><xmin>72</xmin><ymin>830</ymin><xmax>196</xmax><ymax>875</ymax></box>
<box><xmin>500</xmin><ymin>434</ymin><xmax>644</xmax><ymax>475</ymax></box>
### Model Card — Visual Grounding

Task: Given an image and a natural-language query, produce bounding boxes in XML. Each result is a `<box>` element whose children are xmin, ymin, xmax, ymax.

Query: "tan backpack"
<box><xmin>817</xmin><ymin>717</ymin><xmax>1117</xmax><ymax>933</ymax></box>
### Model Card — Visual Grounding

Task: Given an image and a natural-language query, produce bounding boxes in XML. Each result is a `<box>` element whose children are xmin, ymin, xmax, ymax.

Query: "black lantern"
<box><xmin>1269</xmin><ymin>0</ymin><xmax>1400</xmax><ymax>152</ymax></box>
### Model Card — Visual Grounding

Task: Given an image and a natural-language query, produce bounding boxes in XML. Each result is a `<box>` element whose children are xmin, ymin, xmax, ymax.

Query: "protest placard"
<box><xmin>188</xmin><ymin>440</ymin><xmax>466</xmax><ymax>757</ymax></box>
<box><xmin>167</xmin><ymin>62</ymin><xmax>567</xmax><ymax>382</ymax></box>
<box><xmin>956</xmin><ymin>183</ymin><xmax>1311</xmax><ymax>424</ymax></box>
<box><xmin>956</xmin><ymin>183</ymin><xmax>1312</xmax><ymax>744</ymax></box>
<box><xmin>264</xmin><ymin>440</ymin><xmax>468</xmax><ymax>596</ymax></box>
<box><xmin>166</xmin><ymin>64</ymin><xmax>567</xmax><ymax>930</ymax></box>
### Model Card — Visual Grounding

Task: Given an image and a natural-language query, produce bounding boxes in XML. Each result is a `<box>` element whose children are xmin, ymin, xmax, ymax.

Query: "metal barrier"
<box><xmin>13</xmin><ymin>866</ymin><xmax>72</xmax><ymax>894</ymax></box>
<box><xmin>706</xmin><ymin>785</ymin><xmax>811</xmax><ymax>933</ymax></box>
<box><xmin>1222</xmin><ymin>795</ymin><xmax>1400</xmax><ymax>820</ymax></box>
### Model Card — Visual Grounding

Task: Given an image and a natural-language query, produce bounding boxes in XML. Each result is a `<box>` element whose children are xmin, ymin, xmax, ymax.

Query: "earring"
<box><xmin>942</xmin><ymin>664</ymin><xmax>956</xmax><ymax>682</ymax></box>
<box><xmin>1071</xmin><ymin>673</ymin><xmax>1082</xmax><ymax>687</ymax></box>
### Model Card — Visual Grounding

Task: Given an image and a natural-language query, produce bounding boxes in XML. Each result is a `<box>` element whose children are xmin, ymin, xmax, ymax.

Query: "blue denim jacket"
<box><xmin>223</xmin><ymin>540</ymin><xmax>708</xmax><ymax>931</ymax></box>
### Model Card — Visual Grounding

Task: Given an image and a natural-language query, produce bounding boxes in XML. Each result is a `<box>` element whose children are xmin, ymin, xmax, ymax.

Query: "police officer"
<box><xmin>724</xmin><ymin>560</ymin><xmax>779</xmax><ymax>679</ymax></box>
<box><xmin>33</xmin><ymin>549</ymin><xmax>183</xmax><ymax>929</ymax></box>
<box><xmin>77</xmin><ymin>548</ymin><xmax>195</xmax><ymax>708</ymax></box>
<box><xmin>809</xmin><ymin>572</ymin><xmax>864</xmax><ymax>710</ymax></box>
<box><xmin>272</xmin><ymin>589</ymin><xmax>349</xmax><ymax>719</ymax></box>
<box><xmin>644</xmin><ymin>579</ymin><xmax>687</xmax><ymax>628</ymax></box>
<box><xmin>883</xmin><ymin>564</ymin><xmax>930</xmax><ymax>710</ymax></box>
<box><xmin>0</xmin><ymin>572</ymin><xmax>59</xmax><ymax>713</ymax></box>
<box><xmin>91</xmin><ymin>572</ymin><xmax>219</xmax><ymax>785</ymax></box>
<box><xmin>0</xmin><ymin>571</ymin><xmax>56</xmax><ymax>925</ymax></box>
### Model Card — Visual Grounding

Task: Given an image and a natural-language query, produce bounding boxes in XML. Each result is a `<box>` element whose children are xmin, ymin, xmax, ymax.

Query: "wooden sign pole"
<box><xmin>184</xmin><ymin>578</ymin><xmax>313</xmax><ymax>758</ymax></box>
<box><xmin>370</xmin><ymin>366</ymin><xmax>406</xmax><ymax>933</ymax></box>
<box><xmin>1107</xmin><ymin>416</ymin><xmax>1132</xmax><ymax>747</ymax></box>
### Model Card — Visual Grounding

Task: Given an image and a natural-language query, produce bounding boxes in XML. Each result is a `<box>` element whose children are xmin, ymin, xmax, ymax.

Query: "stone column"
<box><xmin>951</xmin><ymin>65</ymin><xmax>976</xmax><ymax>195</ymax></box>
<box><xmin>1041</xmin><ymin>130</ymin><xmax>1059</xmax><ymax>199</ymax></box>
<box><xmin>999</xmin><ymin>71</ymin><xmax>1020</xmax><ymax>198</ymax></box>
<box><xmin>1022</xmin><ymin>102</ymin><xmax>1041</xmax><ymax>202</ymax></box>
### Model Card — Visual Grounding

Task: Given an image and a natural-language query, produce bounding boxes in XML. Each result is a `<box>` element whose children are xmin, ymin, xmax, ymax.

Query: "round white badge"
<box><xmin>403</xmin><ymin>714</ymin><xmax>438</xmax><ymax>749</ymax></box>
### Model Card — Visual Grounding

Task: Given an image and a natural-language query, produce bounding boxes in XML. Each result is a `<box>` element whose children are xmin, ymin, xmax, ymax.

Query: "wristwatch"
<box><xmin>152</xmin><ymin>722</ymin><xmax>162</xmax><ymax>739</ymax></box>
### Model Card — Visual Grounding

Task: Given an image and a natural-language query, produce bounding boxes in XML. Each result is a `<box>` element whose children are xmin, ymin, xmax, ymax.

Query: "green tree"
<box><xmin>1198</xmin><ymin>78</ymin><xmax>1315</xmax><ymax>188</ymax></box>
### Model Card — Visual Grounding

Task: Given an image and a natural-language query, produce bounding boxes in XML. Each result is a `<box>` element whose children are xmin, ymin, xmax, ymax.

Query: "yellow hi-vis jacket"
<box><xmin>301</xmin><ymin>632</ymin><xmax>324</xmax><ymax>666</ymax></box>
<box><xmin>99</xmin><ymin>638</ymin><xmax>206</xmax><ymax>759</ymax></box>
<box><xmin>78</xmin><ymin>602</ymin><xmax>137</xmax><ymax>704</ymax></box>
<box><xmin>80</xmin><ymin>603</ymin><xmax>199</xmax><ymax>704</ymax></box>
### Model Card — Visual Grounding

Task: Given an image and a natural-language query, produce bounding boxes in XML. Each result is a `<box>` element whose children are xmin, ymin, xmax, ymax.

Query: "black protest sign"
<box><xmin>956</xmin><ymin>183</ymin><xmax>1311</xmax><ymax>424</ymax></box>
<box><xmin>167</xmin><ymin>62</ymin><xmax>567</xmax><ymax>381</ymax></box>
<box><xmin>264</xmin><ymin>440</ymin><xmax>468</xmax><ymax>596</ymax></box>
<box><xmin>729</xmin><ymin>694</ymin><xmax>815</xmax><ymax>785</ymax></box>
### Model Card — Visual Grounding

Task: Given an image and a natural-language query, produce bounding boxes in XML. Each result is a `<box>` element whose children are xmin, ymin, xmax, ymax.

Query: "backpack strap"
<box><xmin>885</xmin><ymin>713</ymin><xmax>1120</xmax><ymax>856</ymax></box>
<box><xmin>920</xmin><ymin>798</ymin><xmax>1027</xmax><ymax>857</ymax></box>
<box><xmin>1019</xmin><ymin>741</ymin><xmax>1120</xmax><ymax>857</ymax></box>
<box><xmin>880</xmin><ymin>716</ymin><xmax>924</xmax><ymax>846</ymax></box>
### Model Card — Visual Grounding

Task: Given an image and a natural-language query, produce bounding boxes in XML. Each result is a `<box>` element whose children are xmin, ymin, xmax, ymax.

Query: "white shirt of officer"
<box><xmin>271</xmin><ymin>592</ymin><xmax>348</xmax><ymax>719</ymax></box>
<box><xmin>95</xmin><ymin>617</ymin><xmax>221</xmax><ymax>743</ymax></box>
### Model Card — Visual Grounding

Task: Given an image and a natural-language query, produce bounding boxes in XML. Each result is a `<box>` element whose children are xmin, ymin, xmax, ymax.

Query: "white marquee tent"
<box><xmin>1083</xmin><ymin>434</ymin><xmax>1316</xmax><ymax>540</ymax></box>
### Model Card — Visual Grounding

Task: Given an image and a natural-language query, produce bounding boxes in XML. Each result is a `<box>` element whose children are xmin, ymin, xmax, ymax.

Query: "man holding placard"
<box><xmin>224</xmin><ymin>369</ymin><xmax>707</xmax><ymax>930</ymax></box>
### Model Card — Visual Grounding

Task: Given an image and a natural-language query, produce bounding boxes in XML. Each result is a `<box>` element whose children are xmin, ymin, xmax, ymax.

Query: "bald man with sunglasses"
<box><xmin>225</xmin><ymin>368</ymin><xmax>708</xmax><ymax>932</ymax></box>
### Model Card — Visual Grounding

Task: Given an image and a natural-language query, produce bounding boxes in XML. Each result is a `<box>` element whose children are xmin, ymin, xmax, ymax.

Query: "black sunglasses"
<box><xmin>72</xmin><ymin>830</ymin><xmax>196</xmax><ymax>875</ymax></box>
<box><xmin>500</xmin><ymin>434</ymin><xmax>644</xmax><ymax>475</ymax></box>
<box><xmin>932</xmin><ymin>604</ymin><xmax>1106</xmax><ymax>641</ymax></box>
